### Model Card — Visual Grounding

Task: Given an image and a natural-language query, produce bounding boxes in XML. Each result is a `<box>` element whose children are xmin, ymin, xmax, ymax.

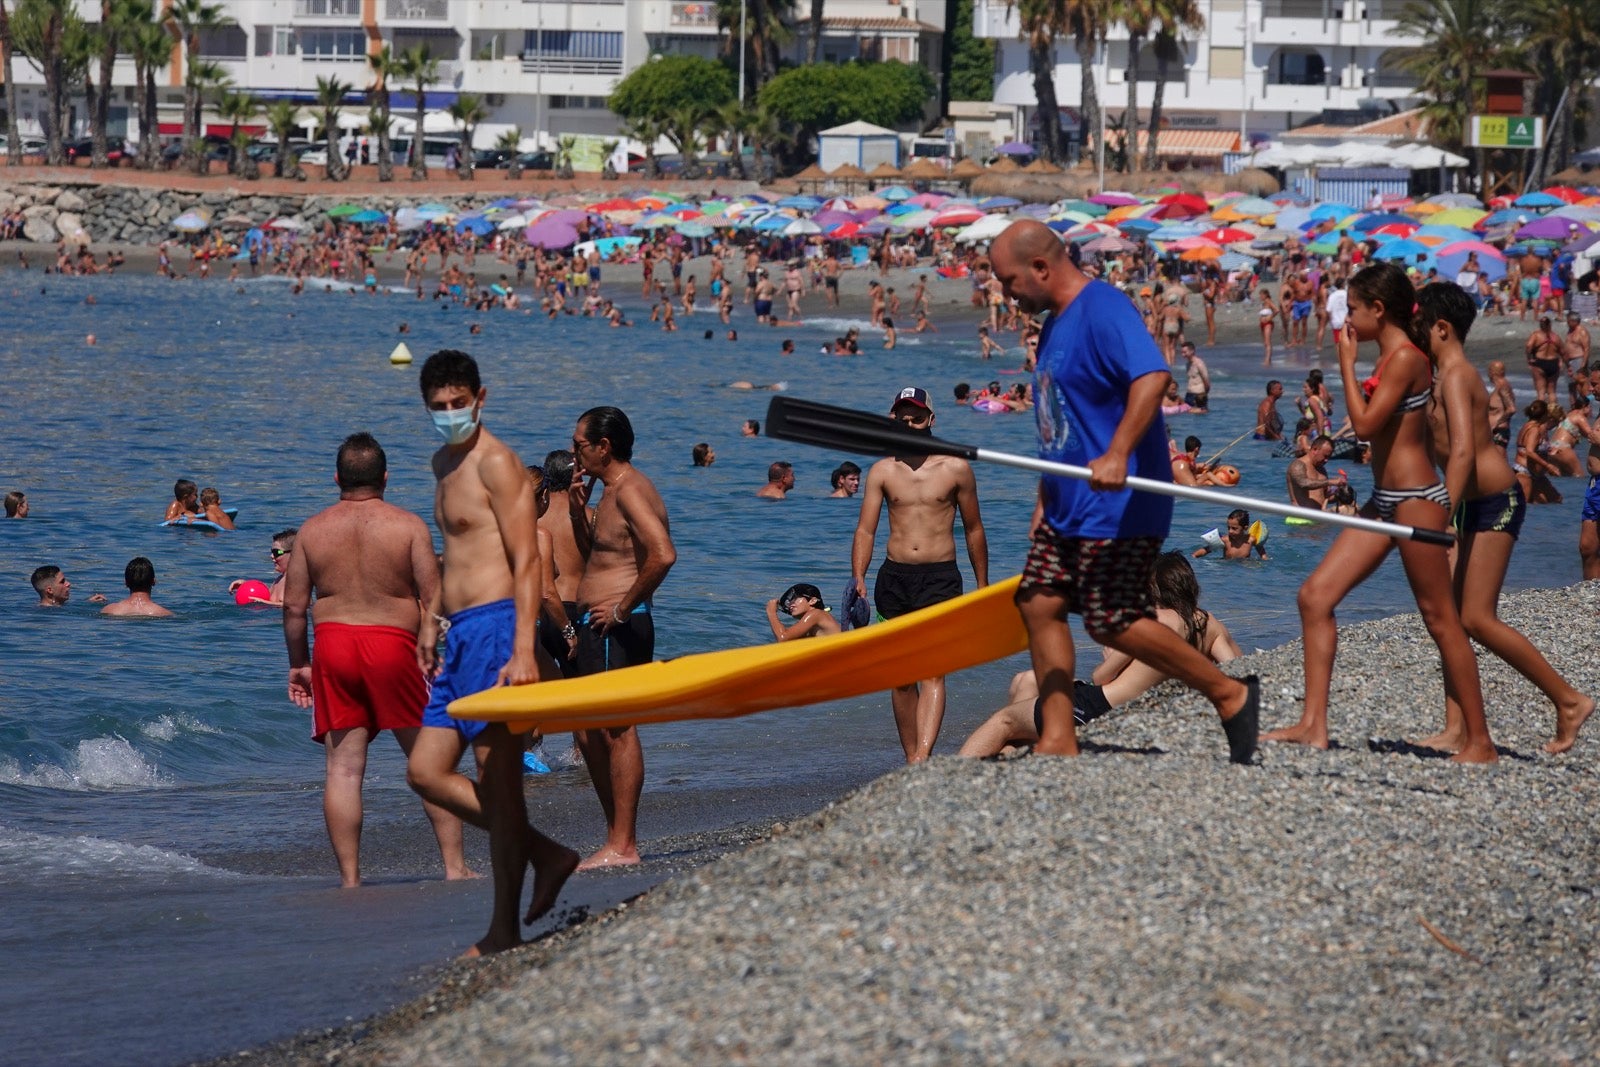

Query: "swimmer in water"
<box><xmin>766</xmin><ymin>583</ymin><xmax>841</xmax><ymax>640</ymax></box>
<box><xmin>199</xmin><ymin>487</ymin><xmax>237</xmax><ymax>530</ymax></box>
<box><xmin>229</xmin><ymin>528</ymin><xmax>298</xmax><ymax>606</ymax></box>
<box><xmin>1192</xmin><ymin>509</ymin><xmax>1267</xmax><ymax>560</ymax></box>
<box><xmin>165</xmin><ymin>478</ymin><xmax>201</xmax><ymax>522</ymax></box>
<box><xmin>100</xmin><ymin>557</ymin><xmax>174</xmax><ymax>617</ymax></box>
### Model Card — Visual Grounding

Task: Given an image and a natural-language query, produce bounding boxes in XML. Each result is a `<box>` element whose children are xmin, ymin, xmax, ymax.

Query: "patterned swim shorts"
<box><xmin>1016</xmin><ymin>528</ymin><xmax>1161</xmax><ymax>635</ymax></box>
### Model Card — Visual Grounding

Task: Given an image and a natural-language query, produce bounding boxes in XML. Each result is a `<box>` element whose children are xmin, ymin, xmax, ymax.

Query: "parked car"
<box><xmin>64</xmin><ymin>138</ymin><xmax>128</xmax><ymax>163</ymax></box>
<box><xmin>499</xmin><ymin>150</ymin><xmax>554</xmax><ymax>171</ymax></box>
<box><xmin>471</xmin><ymin>147</ymin><xmax>511</xmax><ymax>169</ymax></box>
<box><xmin>0</xmin><ymin>136</ymin><xmax>51</xmax><ymax>157</ymax></box>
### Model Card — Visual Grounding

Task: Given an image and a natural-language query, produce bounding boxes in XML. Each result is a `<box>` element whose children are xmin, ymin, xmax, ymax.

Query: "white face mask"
<box><xmin>430</xmin><ymin>404</ymin><xmax>479</xmax><ymax>445</ymax></box>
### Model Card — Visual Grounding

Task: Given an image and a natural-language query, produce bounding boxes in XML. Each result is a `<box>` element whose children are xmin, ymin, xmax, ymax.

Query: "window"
<box><xmin>1210</xmin><ymin>46</ymin><xmax>1242</xmax><ymax>80</ymax></box>
<box><xmin>296</xmin><ymin>0</ymin><xmax>361</xmax><ymax>15</ymax></box>
<box><xmin>299</xmin><ymin>28</ymin><xmax>367</xmax><ymax>59</ymax></box>
<box><xmin>1276</xmin><ymin>50</ymin><xmax>1326</xmax><ymax>86</ymax></box>
<box><xmin>521</xmin><ymin>30</ymin><xmax>623</xmax><ymax>60</ymax></box>
<box><xmin>549</xmin><ymin>95</ymin><xmax>608</xmax><ymax>110</ymax></box>
<box><xmin>273</xmin><ymin>27</ymin><xmax>295</xmax><ymax>55</ymax></box>
<box><xmin>197</xmin><ymin>26</ymin><xmax>248</xmax><ymax>58</ymax></box>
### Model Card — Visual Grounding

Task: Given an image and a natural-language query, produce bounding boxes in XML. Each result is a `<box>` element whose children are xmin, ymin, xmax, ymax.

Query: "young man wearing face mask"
<box><xmin>406</xmin><ymin>349</ymin><xmax>579</xmax><ymax>956</ymax></box>
<box><xmin>851</xmin><ymin>386</ymin><xmax>989</xmax><ymax>762</ymax></box>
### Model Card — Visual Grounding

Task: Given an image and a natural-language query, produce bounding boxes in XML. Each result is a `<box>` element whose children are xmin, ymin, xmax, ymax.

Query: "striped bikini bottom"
<box><xmin>1365</xmin><ymin>483</ymin><xmax>1452</xmax><ymax>524</ymax></box>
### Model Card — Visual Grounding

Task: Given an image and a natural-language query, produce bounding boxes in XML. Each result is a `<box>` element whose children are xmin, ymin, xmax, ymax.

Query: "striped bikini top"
<box><xmin>1361</xmin><ymin>345</ymin><xmax>1432</xmax><ymax>413</ymax></box>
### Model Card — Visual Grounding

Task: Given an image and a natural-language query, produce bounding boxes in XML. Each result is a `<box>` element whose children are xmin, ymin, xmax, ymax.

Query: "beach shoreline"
<box><xmin>209</xmin><ymin>581</ymin><xmax>1600</xmax><ymax>1066</ymax></box>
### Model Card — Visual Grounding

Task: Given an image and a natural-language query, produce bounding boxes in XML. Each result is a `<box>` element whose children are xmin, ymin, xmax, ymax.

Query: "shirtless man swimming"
<box><xmin>852</xmin><ymin>386</ymin><xmax>988</xmax><ymax>762</ymax></box>
<box><xmin>100</xmin><ymin>557</ymin><xmax>173</xmax><ymax>617</ymax></box>
<box><xmin>569</xmin><ymin>406</ymin><xmax>676</xmax><ymax>869</ymax></box>
<box><xmin>1286</xmin><ymin>436</ymin><xmax>1344</xmax><ymax>509</ymax></box>
<box><xmin>1255</xmin><ymin>380</ymin><xmax>1285</xmax><ymax>441</ymax></box>
<box><xmin>406</xmin><ymin>350</ymin><xmax>578</xmax><ymax>956</ymax></box>
<box><xmin>283</xmin><ymin>433</ymin><xmax>466</xmax><ymax>888</ymax></box>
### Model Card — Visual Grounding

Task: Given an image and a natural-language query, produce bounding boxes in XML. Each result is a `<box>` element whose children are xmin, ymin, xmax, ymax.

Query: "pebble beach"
<box><xmin>216</xmin><ymin>582</ymin><xmax>1600</xmax><ymax>1066</ymax></box>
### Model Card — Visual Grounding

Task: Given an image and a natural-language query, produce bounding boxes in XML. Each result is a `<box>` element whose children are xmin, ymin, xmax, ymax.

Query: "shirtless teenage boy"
<box><xmin>283</xmin><ymin>433</ymin><xmax>466</xmax><ymax>887</ymax></box>
<box><xmin>406</xmin><ymin>350</ymin><xmax>578</xmax><ymax>956</ymax></box>
<box><xmin>852</xmin><ymin>387</ymin><xmax>988</xmax><ymax>762</ymax></box>
<box><xmin>99</xmin><ymin>557</ymin><xmax>174</xmax><ymax>617</ymax></box>
<box><xmin>568</xmin><ymin>407</ymin><xmax>676</xmax><ymax>869</ymax></box>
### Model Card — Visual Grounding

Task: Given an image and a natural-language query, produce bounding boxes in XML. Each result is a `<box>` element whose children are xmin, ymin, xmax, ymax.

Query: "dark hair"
<box><xmin>1228</xmin><ymin>508</ymin><xmax>1250</xmax><ymax>526</ymax></box>
<box><xmin>767</xmin><ymin>460</ymin><xmax>793</xmax><ymax>482</ymax></box>
<box><xmin>272</xmin><ymin>527</ymin><xmax>298</xmax><ymax>549</ymax></box>
<box><xmin>4</xmin><ymin>491</ymin><xmax>24</xmax><ymax>516</ymax></box>
<box><xmin>173</xmin><ymin>479</ymin><xmax>197</xmax><ymax>502</ymax></box>
<box><xmin>1524</xmin><ymin>399</ymin><xmax>1550</xmax><ymax>422</ymax></box>
<box><xmin>30</xmin><ymin>565</ymin><xmax>60</xmax><ymax>595</ymax></box>
<box><xmin>337</xmin><ymin>432</ymin><xmax>387</xmax><ymax>490</ymax></box>
<box><xmin>1415</xmin><ymin>281</ymin><xmax>1477</xmax><ymax>343</ymax></box>
<box><xmin>1151</xmin><ymin>552</ymin><xmax>1204</xmax><ymax>647</ymax></box>
<box><xmin>744</xmin><ymin>419</ymin><xmax>760</xmax><ymax>435</ymax></box>
<box><xmin>1183</xmin><ymin>435</ymin><xmax>1202</xmax><ymax>453</ymax></box>
<box><xmin>778</xmin><ymin>582</ymin><xmax>826</xmax><ymax>615</ymax></box>
<box><xmin>692</xmin><ymin>442</ymin><xmax>713</xmax><ymax>467</ymax></box>
<box><xmin>830</xmin><ymin>461</ymin><xmax>861</xmax><ymax>489</ymax></box>
<box><xmin>543</xmin><ymin>449</ymin><xmax>576</xmax><ymax>491</ymax></box>
<box><xmin>418</xmin><ymin>349</ymin><xmax>480</xmax><ymax>398</ymax></box>
<box><xmin>124</xmin><ymin>556</ymin><xmax>155</xmax><ymax>592</ymax></box>
<box><xmin>1266</xmin><ymin>380</ymin><xmax>1281</xmax><ymax>394</ymax></box>
<box><xmin>1348</xmin><ymin>262</ymin><xmax>1422</xmax><ymax>347</ymax></box>
<box><xmin>954</xmin><ymin>383</ymin><xmax>970</xmax><ymax>400</ymax></box>
<box><xmin>1311</xmin><ymin>434</ymin><xmax>1335</xmax><ymax>450</ymax></box>
<box><xmin>882</xmin><ymin>318</ymin><xmax>893</xmax><ymax>329</ymax></box>
<box><xmin>200</xmin><ymin>487</ymin><xmax>220</xmax><ymax>506</ymax></box>
<box><xmin>579</xmin><ymin>406</ymin><xmax>634</xmax><ymax>462</ymax></box>
<box><xmin>1306</xmin><ymin>369</ymin><xmax>1324</xmax><ymax>387</ymax></box>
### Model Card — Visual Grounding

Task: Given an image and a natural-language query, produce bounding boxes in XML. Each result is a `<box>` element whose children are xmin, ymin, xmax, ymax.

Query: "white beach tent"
<box><xmin>955</xmin><ymin>214</ymin><xmax>1016</xmax><ymax>244</ymax></box>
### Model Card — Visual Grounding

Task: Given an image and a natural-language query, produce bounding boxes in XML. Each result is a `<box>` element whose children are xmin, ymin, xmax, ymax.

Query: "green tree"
<box><xmin>165</xmin><ymin>0</ymin><xmax>229</xmax><ymax>172</ymax></box>
<box><xmin>1067</xmin><ymin>0</ymin><xmax>1107</xmax><ymax>167</ymax></box>
<box><xmin>758</xmin><ymin>62</ymin><xmax>932</xmax><ymax>145</ymax></box>
<box><xmin>1142</xmin><ymin>0</ymin><xmax>1204</xmax><ymax>169</ymax></box>
<box><xmin>184</xmin><ymin>55</ymin><xmax>228</xmax><ymax>171</ymax></box>
<box><xmin>1390</xmin><ymin>0</ymin><xmax>1503</xmax><ymax>154</ymax></box>
<box><xmin>664</xmin><ymin>103</ymin><xmax>711</xmax><ymax>177</ymax></box>
<box><xmin>366</xmin><ymin>43</ymin><xmax>399</xmax><ymax>182</ymax></box>
<box><xmin>1111</xmin><ymin>0</ymin><xmax>1154</xmax><ymax>170</ymax></box>
<box><xmin>395</xmin><ymin>42</ymin><xmax>437</xmax><ymax>180</ymax></box>
<box><xmin>125</xmin><ymin>5</ymin><xmax>168</xmax><ymax>169</ymax></box>
<box><xmin>742</xmin><ymin>102</ymin><xmax>793</xmax><ymax>180</ymax></box>
<box><xmin>446</xmin><ymin>91</ymin><xmax>488</xmax><ymax>180</ymax></box>
<box><xmin>710</xmin><ymin>99</ymin><xmax>749</xmax><ymax>178</ymax></box>
<box><xmin>600</xmin><ymin>136</ymin><xmax>620</xmax><ymax>180</ymax></box>
<box><xmin>315</xmin><ymin>74</ymin><xmax>351</xmax><ymax>181</ymax></box>
<box><xmin>0</xmin><ymin>0</ymin><xmax>20</xmax><ymax>166</ymax></box>
<box><xmin>11</xmin><ymin>0</ymin><xmax>78</xmax><ymax>165</ymax></box>
<box><xmin>555</xmin><ymin>132</ymin><xmax>575</xmax><ymax>179</ymax></box>
<box><xmin>949</xmin><ymin>0</ymin><xmax>997</xmax><ymax>101</ymax></box>
<box><xmin>714</xmin><ymin>0</ymin><xmax>795</xmax><ymax>98</ymax></box>
<box><xmin>263</xmin><ymin>98</ymin><xmax>301</xmax><ymax>178</ymax></box>
<box><xmin>609</xmin><ymin>54</ymin><xmax>734</xmax><ymax>122</ymax></box>
<box><xmin>1006</xmin><ymin>1</ymin><xmax>1069</xmax><ymax>164</ymax></box>
<box><xmin>496</xmin><ymin>125</ymin><xmax>522</xmax><ymax>177</ymax></box>
<box><xmin>1506</xmin><ymin>0</ymin><xmax>1600</xmax><ymax>177</ymax></box>
<box><xmin>217</xmin><ymin>88</ymin><xmax>257</xmax><ymax>177</ymax></box>
<box><xmin>621</xmin><ymin>115</ymin><xmax>663</xmax><ymax>178</ymax></box>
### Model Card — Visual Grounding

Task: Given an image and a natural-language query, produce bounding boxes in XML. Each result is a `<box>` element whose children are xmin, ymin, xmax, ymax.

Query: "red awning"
<box><xmin>156</xmin><ymin>123</ymin><xmax>268</xmax><ymax>137</ymax></box>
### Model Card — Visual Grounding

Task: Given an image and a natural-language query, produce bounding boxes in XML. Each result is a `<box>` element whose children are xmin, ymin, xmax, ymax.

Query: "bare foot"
<box><xmin>1260</xmin><ymin>721</ymin><xmax>1329</xmax><ymax>749</ymax></box>
<box><xmin>443</xmin><ymin>864</ymin><xmax>481</xmax><ymax>881</ymax></box>
<box><xmin>1450</xmin><ymin>742</ymin><xmax>1499</xmax><ymax>764</ymax></box>
<box><xmin>1032</xmin><ymin>740</ymin><xmax>1081</xmax><ymax>757</ymax></box>
<box><xmin>1411</xmin><ymin>730</ymin><xmax>1464</xmax><ymax>754</ymax></box>
<box><xmin>576</xmin><ymin>845</ymin><xmax>641</xmax><ymax>872</ymax></box>
<box><xmin>523</xmin><ymin>845</ymin><xmax>581</xmax><ymax>924</ymax></box>
<box><xmin>1544</xmin><ymin>696</ymin><xmax>1596</xmax><ymax>755</ymax></box>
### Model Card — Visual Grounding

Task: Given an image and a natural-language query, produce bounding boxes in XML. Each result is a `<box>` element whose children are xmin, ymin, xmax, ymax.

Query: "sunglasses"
<box><xmin>270</xmin><ymin>548</ymin><xmax>291</xmax><ymax>559</ymax></box>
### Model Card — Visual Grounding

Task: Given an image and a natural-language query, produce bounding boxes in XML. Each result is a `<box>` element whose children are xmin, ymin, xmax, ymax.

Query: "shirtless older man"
<box><xmin>852</xmin><ymin>386</ymin><xmax>989</xmax><ymax>762</ymax></box>
<box><xmin>569</xmin><ymin>406</ymin><xmax>676</xmax><ymax>868</ymax></box>
<box><xmin>282</xmin><ymin>432</ymin><xmax>466</xmax><ymax>888</ymax></box>
<box><xmin>1565</xmin><ymin>311</ymin><xmax>1592</xmax><ymax>381</ymax></box>
<box><xmin>407</xmin><ymin>350</ymin><xmax>578</xmax><ymax>956</ymax></box>
<box><xmin>1286</xmin><ymin>436</ymin><xmax>1344</xmax><ymax>509</ymax></box>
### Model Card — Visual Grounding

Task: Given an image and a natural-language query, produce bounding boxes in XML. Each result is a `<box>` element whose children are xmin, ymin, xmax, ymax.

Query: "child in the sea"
<box><xmin>766</xmin><ymin>583</ymin><xmax>841</xmax><ymax>641</ymax></box>
<box><xmin>199</xmin><ymin>487</ymin><xmax>237</xmax><ymax>530</ymax></box>
<box><xmin>164</xmin><ymin>478</ymin><xmax>200</xmax><ymax>522</ymax></box>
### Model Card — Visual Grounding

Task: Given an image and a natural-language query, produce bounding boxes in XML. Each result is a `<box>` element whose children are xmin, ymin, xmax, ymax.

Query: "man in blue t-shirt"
<box><xmin>988</xmin><ymin>220</ymin><xmax>1259</xmax><ymax>764</ymax></box>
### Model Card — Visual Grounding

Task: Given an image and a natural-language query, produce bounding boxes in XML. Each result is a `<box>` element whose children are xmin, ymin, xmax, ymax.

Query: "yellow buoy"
<box><xmin>389</xmin><ymin>341</ymin><xmax>413</xmax><ymax>365</ymax></box>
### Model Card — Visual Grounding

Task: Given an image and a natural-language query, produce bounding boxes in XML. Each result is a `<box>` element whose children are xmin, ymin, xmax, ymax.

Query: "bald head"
<box><xmin>989</xmin><ymin>219</ymin><xmax>1080</xmax><ymax>316</ymax></box>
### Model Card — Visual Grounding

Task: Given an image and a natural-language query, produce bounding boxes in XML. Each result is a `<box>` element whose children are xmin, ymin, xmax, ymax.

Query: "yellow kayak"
<box><xmin>449</xmin><ymin>575</ymin><xmax>1028</xmax><ymax>733</ymax></box>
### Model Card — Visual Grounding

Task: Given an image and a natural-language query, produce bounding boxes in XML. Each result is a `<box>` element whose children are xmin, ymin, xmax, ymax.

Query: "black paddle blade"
<box><xmin>765</xmin><ymin>396</ymin><xmax>980</xmax><ymax>461</ymax></box>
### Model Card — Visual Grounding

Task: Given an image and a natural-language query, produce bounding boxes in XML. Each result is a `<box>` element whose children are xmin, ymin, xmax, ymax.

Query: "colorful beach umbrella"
<box><xmin>523</xmin><ymin>218</ymin><xmax>580</xmax><ymax>249</ymax></box>
<box><xmin>1199</xmin><ymin>227</ymin><xmax>1255</xmax><ymax>244</ymax></box>
<box><xmin>931</xmin><ymin>206</ymin><xmax>984</xmax><ymax>228</ymax></box>
<box><xmin>326</xmin><ymin>203</ymin><xmax>363</xmax><ymax>218</ymax></box>
<box><xmin>351</xmin><ymin>209</ymin><xmax>388</xmax><ymax>225</ymax></box>
<box><xmin>1180</xmin><ymin>245</ymin><xmax>1223</xmax><ymax>262</ymax></box>
<box><xmin>170</xmin><ymin>210</ymin><xmax>211</xmax><ymax>232</ymax></box>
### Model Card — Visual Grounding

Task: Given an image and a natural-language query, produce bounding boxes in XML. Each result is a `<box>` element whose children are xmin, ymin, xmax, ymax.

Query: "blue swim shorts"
<box><xmin>1292</xmin><ymin>300</ymin><xmax>1312</xmax><ymax>321</ymax></box>
<box><xmin>421</xmin><ymin>598</ymin><xmax>517</xmax><ymax>742</ymax></box>
<box><xmin>1584</xmin><ymin>475</ymin><xmax>1600</xmax><ymax>523</ymax></box>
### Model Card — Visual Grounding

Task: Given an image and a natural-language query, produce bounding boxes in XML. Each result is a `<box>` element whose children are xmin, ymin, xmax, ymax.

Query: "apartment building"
<box><xmin>1</xmin><ymin>0</ymin><xmax>946</xmax><ymax>147</ymax></box>
<box><xmin>973</xmin><ymin>0</ymin><xmax>1426</xmax><ymax>166</ymax></box>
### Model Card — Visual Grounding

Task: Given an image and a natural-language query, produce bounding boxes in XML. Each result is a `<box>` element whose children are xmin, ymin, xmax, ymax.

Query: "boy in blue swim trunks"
<box><xmin>407</xmin><ymin>349</ymin><xmax>579</xmax><ymax>956</ymax></box>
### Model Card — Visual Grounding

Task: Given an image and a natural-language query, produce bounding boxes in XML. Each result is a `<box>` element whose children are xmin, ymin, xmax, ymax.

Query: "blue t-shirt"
<box><xmin>1033</xmin><ymin>280</ymin><xmax>1174</xmax><ymax>539</ymax></box>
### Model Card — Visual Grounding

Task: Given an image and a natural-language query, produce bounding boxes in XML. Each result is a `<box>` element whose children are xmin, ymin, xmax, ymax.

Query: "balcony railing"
<box><xmin>670</xmin><ymin>2</ymin><xmax>717</xmax><ymax>28</ymax></box>
<box><xmin>295</xmin><ymin>0</ymin><xmax>361</xmax><ymax>17</ymax></box>
<box><xmin>1262</xmin><ymin>0</ymin><xmax>1336</xmax><ymax>18</ymax></box>
<box><xmin>1367</xmin><ymin>71</ymin><xmax>1419</xmax><ymax>89</ymax></box>
<box><xmin>520</xmin><ymin>55</ymin><xmax>624</xmax><ymax>76</ymax></box>
<box><xmin>385</xmin><ymin>0</ymin><xmax>449</xmax><ymax>21</ymax></box>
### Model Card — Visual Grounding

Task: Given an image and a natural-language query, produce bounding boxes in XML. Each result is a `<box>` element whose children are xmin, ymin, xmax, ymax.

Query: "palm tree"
<box><xmin>664</xmin><ymin>103</ymin><xmax>708</xmax><ymax>176</ymax></box>
<box><xmin>10</xmin><ymin>0</ymin><xmax>74</xmax><ymax>165</ymax></box>
<box><xmin>621</xmin><ymin>115</ymin><xmax>662</xmax><ymax>179</ymax></box>
<box><xmin>315</xmin><ymin>74</ymin><xmax>351</xmax><ymax>180</ymax></box>
<box><xmin>217</xmin><ymin>88</ymin><xmax>257</xmax><ymax>176</ymax></box>
<box><xmin>554</xmin><ymin>133</ymin><xmax>576</xmax><ymax>179</ymax></box>
<box><xmin>1112</xmin><ymin>0</ymin><xmax>1154</xmax><ymax>170</ymax></box>
<box><xmin>263</xmin><ymin>98</ymin><xmax>302</xmax><ymax>178</ymax></box>
<box><xmin>1066</xmin><ymin>0</ymin><xmax>1107</xmax><ymax>167</ymax></box>
<box><xmin>366</xmin><ymin>43</ymin><xmax>399</xmax><ymax>182</ymax></box>
<box><xmin>600</xmin><ymin>137</ymin><xmax>620</xmax><ymax>180</ymax></box>
<box><xmin>711</xmin><ymin>100</ymin><xmax>749</xmax><ymax>178</ymax></box>
<box><xmin>742</xmin><ymin>103</ymin><xmax>793</xmax><ymax>179</ymax></box>
<box><xmin>1007</xmin><ymin>1</ymin><xmax>1070</xmax><ymax>164</ymax></box>
<box><xmin>395</xmin><ymin>42</ymin><xmax>437</xmax><ymax>180</ymax></box>
<box><xmin>1506</xmin><ymin>0</ymin><xmax>1600</xmax><ymax>177</ymax></box>
<box><xmin>805</xmin><ymin>0</ymin><xmax>824</xmax><ymax>64</ymax></box>
<box><xmin>497</xmin><ymin>126</ymin><xmax>522</xmax><ymax>178</ymax></box>
<box><xmin>1390</xmin><ymin>0</ymin><xmax>1502</xmax><ymax>153</ymax></box>
<box><xmin>0</xmin><ymin>0</ymin><xmax>20</xmax><ymax>166</ymax></box>
<box><xmin>446</xmin><ymin>92</ymin><xmax>487</xmax><ymax>180</ymax></box>
<box><xmin>714</xmin><ymin>0</ymin><xmax>795</xmax><ymax>97</ymax></box>
<box><xmin>184</xmin><ymin>56</ymin><xmax>227</xmax><ymax>172</ymax></box>
<box><xmin>165</xmin><ymin>0</ymin><xmax>230</xmax><ymax>172</ymax></box>
<box><xmin>125</xmin><ymin>7</ymin><xmax>168</xmax><ymax>169</ymax></box>
<box><xmin>1142</xmin><ymin>0</ymin><xmax>1204</xmax><ymax>170</ymax></box>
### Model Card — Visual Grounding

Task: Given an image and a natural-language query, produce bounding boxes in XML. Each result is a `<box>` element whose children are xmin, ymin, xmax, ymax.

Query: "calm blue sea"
<box><xmin>0</xmin><ymin>269</ymin><xmax>1582</xmax><ymax>1064</ymax></box>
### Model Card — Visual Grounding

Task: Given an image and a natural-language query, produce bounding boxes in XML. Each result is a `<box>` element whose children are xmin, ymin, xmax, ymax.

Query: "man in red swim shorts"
<box><xmin>283</xmin><ymin>432</ymin><xmax>470</xmax><ymax>888</ymax></box>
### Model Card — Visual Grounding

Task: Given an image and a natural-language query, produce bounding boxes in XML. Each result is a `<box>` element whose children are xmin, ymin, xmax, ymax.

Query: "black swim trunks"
<box><xmin>574</xmin><ymin>604</ymin><xmax>655</xmax><ymax>677</ymax></box>
<box><xmin>537</xmin><ymin>599</ymin><xmax>580</xmax><ymax>677</ymax></box>
<box><xmin>873</xmin><ymin>559</ymin><xmax>963</xmax><ymax>620</ymax></box>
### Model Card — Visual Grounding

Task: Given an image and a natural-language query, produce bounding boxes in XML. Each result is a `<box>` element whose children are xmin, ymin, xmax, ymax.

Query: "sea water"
<box><xmin>0</xmin><ymin>273</ymin><xmax>1582</xmax><ymax>1064</ymax></box>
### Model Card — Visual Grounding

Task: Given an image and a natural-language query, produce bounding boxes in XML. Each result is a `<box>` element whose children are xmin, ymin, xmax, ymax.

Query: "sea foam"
<box><xmin>0</xmin><ymin>736</ymin><xmax>168</xmax><ymax>791</ymax></box>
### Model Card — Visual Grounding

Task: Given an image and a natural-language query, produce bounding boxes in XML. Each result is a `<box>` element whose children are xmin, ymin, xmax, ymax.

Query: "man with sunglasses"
<box><xmin>852</xmin><ymin>386</ymin><xmax>989</xmax><ymax>762</ymax></box>
<box><xmin>229</xmin><ymin>528</ymin><xmax>298</xmax><ymax>606</ymax></box>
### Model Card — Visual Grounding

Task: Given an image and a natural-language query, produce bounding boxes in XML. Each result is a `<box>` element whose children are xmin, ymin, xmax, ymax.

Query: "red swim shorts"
<box><xmin>310</xmin><ymin>623</ymin><xmax>428</xmax><ymax>742</ymax></box>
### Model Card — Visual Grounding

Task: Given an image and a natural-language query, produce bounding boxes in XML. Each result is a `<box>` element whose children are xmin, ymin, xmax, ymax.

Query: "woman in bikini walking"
<box><xmin>1264</xmin><ymin>262</ymin><xmax>1496</xmax><ymax>763</ymax></box>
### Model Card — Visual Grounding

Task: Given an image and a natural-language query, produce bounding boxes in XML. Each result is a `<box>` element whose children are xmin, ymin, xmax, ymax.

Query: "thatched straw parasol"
<box><xmin>1022</xmin><ymin>157</ymin><xmax>1063</xmax><ymax>174</ymax></box>
<box><xmin>950</xmin><ymin>157</ymin><xmax>985</xmax><ymax>181</ymax></box>
<box><xmin>789</xmin><ymin>162</ymin><xmax>827</xmax><ymax>190</ymax></box>
<box><xmin>985</xmin><ymin>156</ymin><xmax>1022</xmax><ymax>173</ymax></box>
<box><xmin>1227</xmin><ymin>167</ymin><xmax>1282</xmax><ymax>196</ymax></box>
<box><xmin>902</xmin><ymin>158</ymin><xmax>946</xmax><ymax>181</ymax></box>
<box><xmin>830</xmin><ymin>162</ymin><xmax>867</xmax><ymax>179</ymax></box>
<box><xmin>1548</xmin><ymin>165</ymin><xmax>1593</xmax><ymax>187</ymax></box>
<box><xmin>869</xmin><ymin>161</ymin><xmax>902</xmax><ymax>180</ymax></box>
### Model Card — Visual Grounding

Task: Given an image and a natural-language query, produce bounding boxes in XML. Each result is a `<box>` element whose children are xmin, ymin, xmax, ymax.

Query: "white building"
<box><xmin>974</xmin><ymin>0</ymin><xmax>1426</xmax><ymax>168</ymax></box>
<box><xmin>0</xmin><ymin>0</ymin><xmax>947</xmax><ymax>148</ymax></box>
